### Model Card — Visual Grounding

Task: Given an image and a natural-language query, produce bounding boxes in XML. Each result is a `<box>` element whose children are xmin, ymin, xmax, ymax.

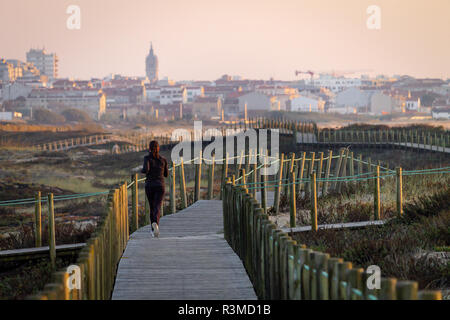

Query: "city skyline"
<box><xmin>1</xmin><ymin>0</ymin><xmax>449</xmax><ymax>81</ymax></box>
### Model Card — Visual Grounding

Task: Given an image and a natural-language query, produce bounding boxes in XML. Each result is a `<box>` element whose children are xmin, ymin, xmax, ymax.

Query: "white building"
<box><xmin>0</xmin><ymin>111</ymin><xmax>22</xmax><ymax>121</ymax></box>
<box><xmin>1</xmin><ymin>82</ymin><xmax>34</xmax><ymax>101</ymax></box>
<box><xmin>26</xmin><ymin>49</ymin><xmax>58</xmax><ymax>79</ymax></box>
<box><xmin>159</xmin><ymin>86</ymin><xmax>187</xmax><ymax>105</ymax></box>
<box><xmin>308</xmin><ymin>74</ymin><xmax>362</xmax><ymax>93</ymax></box>
<box><xmin>255</xmin><ymin>85</ymin><xmax>298</xmax><ymax>96</ymax></box>
<box><xmin>145</xmin><ymin>85</ymin><xmax>160</xmax><ymax>102</ymax></box>
<box><xmin>186</xmin><ymin>86</ymin><xmax>204</xmax><ymax>102</ymax></box>
<box><xmin>335</xmin><ymin>88</ymin><xmax>375</xmax><ymax>112</ymax></box>
<box><xmin>26</xmin><ymin>88</ymin><xmax>106</xmax><ymax>120</ymax></box>
<box><xmin>405</xmin><ymin>98</ymin><xmax>421</xmax><ymax>111</ymax></box>
<box><xmin>432</xmin><ymin>107</ymin><xmax>450</xmax><ymax>120</ymax></box>
<box><xmin>290</xmin><ymin>96</ymin><xmax>325</xmax><ymax>113</ymax></box>
<box><xmin>238</xmin><ymin>92</ymin><xmax>279</xmax><ymax>112</ymax></box>
<box><xmin>0</xmin><ymin>59</ymin><xmax>15</xmax><ymax>82</ymax></box>
<box><xmin>370</xmin><ymin>92</ymin><xmax>398</xmax><ymax>115</ymax></box>
<box><xmin>327</xmin><ymin>106</ymin><xmax>357</xmax><ymax>114</ymax></box>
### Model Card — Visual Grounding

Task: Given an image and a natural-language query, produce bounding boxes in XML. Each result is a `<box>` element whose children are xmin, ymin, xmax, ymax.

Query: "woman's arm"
<box><xmin>141</xmin><ymin>156</ymin><xmax>149</xmax><ymax>174</ymax></box>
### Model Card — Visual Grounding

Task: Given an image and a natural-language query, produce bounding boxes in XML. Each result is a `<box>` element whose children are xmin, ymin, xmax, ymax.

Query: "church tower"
<box><xmin>146</xmin><ymin>43</ymin><xmax>159</xmax><ymax>83</ymax></box>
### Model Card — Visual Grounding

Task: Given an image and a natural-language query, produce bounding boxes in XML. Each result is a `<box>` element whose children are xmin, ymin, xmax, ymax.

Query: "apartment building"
<box><xmin>26</xmin><ymin>49</ymin><xmax>58</xmax><ymax>79</ymax></box>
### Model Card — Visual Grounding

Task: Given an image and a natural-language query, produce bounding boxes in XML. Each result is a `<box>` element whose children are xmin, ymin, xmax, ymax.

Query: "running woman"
<box><xmin>141</xmin><ymin>140</ymin><xmax>168</xmax><ymax>237</ymax></box>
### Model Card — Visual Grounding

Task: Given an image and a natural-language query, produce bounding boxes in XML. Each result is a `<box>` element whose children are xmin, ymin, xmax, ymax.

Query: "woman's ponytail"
<box><xmin>149</xmin><ymin>140</ymin><xmax>160</xmax><ymax>159</ymax></box>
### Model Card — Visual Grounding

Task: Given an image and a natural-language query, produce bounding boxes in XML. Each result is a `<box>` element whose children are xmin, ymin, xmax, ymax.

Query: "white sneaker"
<box><xmin>152</xmin><ymin>222</ymin><xmax>160</xmax><ymax>238</ymax></box>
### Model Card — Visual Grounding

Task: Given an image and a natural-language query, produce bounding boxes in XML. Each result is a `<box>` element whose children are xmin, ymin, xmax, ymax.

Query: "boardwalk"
<box><xmin>112</xmin><ymin>200</ymin><xmax>257</xmax><ymax>300</ymax></box>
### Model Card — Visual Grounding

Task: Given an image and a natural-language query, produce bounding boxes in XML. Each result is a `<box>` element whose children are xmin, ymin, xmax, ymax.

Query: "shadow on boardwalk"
<box><xmin>112</xmin><ymin>200</ymin><xmax>257</xmax><ymax>300</ymax></box>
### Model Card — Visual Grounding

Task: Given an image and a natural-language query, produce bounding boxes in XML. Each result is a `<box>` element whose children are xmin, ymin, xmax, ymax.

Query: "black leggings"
<box><xmin>145</xmin><ymin>185</ymin><xmax>165</xmax><ymax>226</ymax></box>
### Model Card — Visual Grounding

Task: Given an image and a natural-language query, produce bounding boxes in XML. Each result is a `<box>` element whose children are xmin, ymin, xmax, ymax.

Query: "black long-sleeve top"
<box><xmin>141</xmin><ymin>153</ymin><xmax>169</xmax><ymax>187</ymax></box>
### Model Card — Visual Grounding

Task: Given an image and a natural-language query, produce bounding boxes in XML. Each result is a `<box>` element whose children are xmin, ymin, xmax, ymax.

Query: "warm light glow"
<box><xmin>1</xmin><ymin>0</ymin><xmax>449</xmax><ymax>80</ymax></box>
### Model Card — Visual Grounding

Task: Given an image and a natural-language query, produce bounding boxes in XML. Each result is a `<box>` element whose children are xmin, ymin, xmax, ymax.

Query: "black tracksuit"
<box><xmin>141</xmin><ymin>153</ymin><xmax>168</xmax><ymax>226</ymax></box>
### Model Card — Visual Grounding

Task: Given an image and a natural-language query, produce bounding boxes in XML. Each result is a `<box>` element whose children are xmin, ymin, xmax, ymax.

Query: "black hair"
<box><xmin>149</xmin><ymin>140</ymin><xmax>160</xmax><ymax>158</ymax></box>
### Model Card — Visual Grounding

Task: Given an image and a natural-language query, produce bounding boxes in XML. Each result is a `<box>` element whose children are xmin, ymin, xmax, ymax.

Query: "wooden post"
<box><xmin>241</xmin><ymin>169</ymin><xmax>247</xmax><ymax>193</ymax></box>
<box><xmin>418</xmin><ymin>291</ymin><xmax>442</xmax><ymax>300</ymax></box>
<box><xmin>170</xmin><ymin>162</ymin><xmax>176</xmax><ymax>214</ymax></box>
<box><xmin>252</xmin><ymin>162</ymin><xmax>257</xmax><ymax>199</ymax></box>
<box><xmin>311</xmin><ymin>172</ymin><xmax>318</xmax><ymax>232</ymax></box>
<box><xmin>337</xmin><ymin>148</ymin><xmax>349</xmax><ymax>193</ymax></box>
<box><xmin>220</xmin><ymin>153</ymin><xmax>229</xmax><ymax>200</ymax></box>
<box><xmin>322</xmin><ymin>150</ymin><xmax>332</xmax><ymax>195</ymax></box>
<box><xmin>349</xmin><ymin>152</ymin><xmax>354</xmax><ymax>178</ymax></box>
<box><xmin>396</xmin><ymin>281</ymin><xmax>418</xmax><ymax>300</ymax></box>
<box><xmin>396</xmin><ymin>167</ymin><xmax>403</xmax><ymax>217</ymax></box>
<box><xmin>194</xmin><ymin>151</ymin><xmax>202</xmax><ymax>202</ymax></box>
<box><xmin>34</xmin><ymin>191</ymin><xmax>42</xmax><ymax>247</ymax></box>
<box><xmin>289</xmin><ymin>172</ymin><xmax>296</xmax><ymax>228</ymax></box>
<box><xmin>261</xmin><ymin>165</ymin><xmax>267</xmax><ymax>214</ymax></box>
<box><xmin>274</xmin><ymin>153</ymin><xmax>284</xmax><ymax>214</ymax></box>
<box><xmin>357</xmin><ymin>154</ymin><xmax>362</xmax><ymax>177</ymax></box>
<box><xmin>317</xmin><ymin>152</ymin><xmax>324</xmax><ymax>194</ymax></box>
<box><xmin>179</xmin><ymin>157</ymin><xmax>187</xmax><ymax>209</ymax></box>
<box><xmin>47</xmin><ymin>193</ymin><xmax>56</xmax><ymax>269</ymax></box>
<box><xmin>328</xmin><ymin>257</ymin><xmax>343</xmax><ymax>300</ymax></box>
<box><xmin>131</xmin><ymin>173</ymin><xmax>138</xmax><ymax>232</ymax></box>
<box><xmin>332</xmin><ymin>149</ymin><xmax>344</xmax><ymax>191</ymax></box>
<box><xmin>236</xmin><ymin>149</ymin><xmax>245</xmax><ymax>177</ymax></box>
<box><xmin>207</xmin><ymin>154</ymin><xmax>215</xmax><ymax>200</ymax></box>
<box><xmin>297</xmin><ymin>152</ymin><xmax>306</xmax><ymax>196</ymax></box>
<box><xmin>374</xmin><ymin>166</ymin><xmax>381</xmax><ymax>220</ymax></box>
<box><xmin>285</xmin><ymin>153</ymin><xmax>295</xmax><ymax>197</ymax></box>
<box><xmin>338</xmin><ymin>262</ymin><xmax>352</xmax><ymax>300</ymax></box>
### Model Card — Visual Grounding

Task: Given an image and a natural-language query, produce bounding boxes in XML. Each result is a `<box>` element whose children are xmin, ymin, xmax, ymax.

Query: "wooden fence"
<box><xmin>222</xmin><ymin>182</ymin><xmax>443</xmax><ymax>300</ymax></box>
<box><xmin>27</xmin><ymin>182</ymin><xmax>129</xmax><ymax>300</ymax></box>
<box><xmin>22</xmin><ymin>117</ymin><xmax>448</xmax><ymax>299</ymax></box>
<box><xmin>244</xmin><ymin>116</ymin><xmax>449</xmax><ymax>153</ymax></box>
<box><xmin>32</xmin><ymin>133</ymin><xmax>174</xmax><ymax>153</ymax></box>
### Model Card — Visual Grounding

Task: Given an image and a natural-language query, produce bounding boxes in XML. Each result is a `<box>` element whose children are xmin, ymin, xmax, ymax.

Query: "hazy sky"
<box><xmin>1</xmin><ymin>0</ymin><xmax>449</xmax><ymax>80</ymax></box>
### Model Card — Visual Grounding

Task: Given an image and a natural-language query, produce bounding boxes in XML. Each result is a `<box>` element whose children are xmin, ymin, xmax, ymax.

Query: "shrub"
<box><xmin>33</xmin><ymin>109</ymin><xmax>65</xmax><ymax>124</ymax></box>
<box><xmin>61</xmin><ymin>109</ymin><xmax>92</xmax><ymax>123</ymax></box>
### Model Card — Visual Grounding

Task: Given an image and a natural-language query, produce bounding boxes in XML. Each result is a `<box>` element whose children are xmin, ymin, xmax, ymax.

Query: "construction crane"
<box><xmin>295</xmin><ymin>70</ymin><xmax>315</xmax><ymax>86</ymax></box>
<box><xmin>295</xmin><ymin>70</ymin><xmax>314</xmax><ymax>80</ymax></box>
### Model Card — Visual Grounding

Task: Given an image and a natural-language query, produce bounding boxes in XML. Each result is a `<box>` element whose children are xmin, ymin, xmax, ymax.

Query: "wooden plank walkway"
<box><xmin>112</xmin><ymin>200</ymin><xmax>257</xmax><ymax>300</ymax></box>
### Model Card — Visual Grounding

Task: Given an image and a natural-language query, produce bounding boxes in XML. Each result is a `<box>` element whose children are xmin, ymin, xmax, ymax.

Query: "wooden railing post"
<box><xmin>170</xmin><ymin>162</ymin><xmax>176</xmax><ymax>214</ymax></box>
<box><xmin>220</xmin><ymin>153</ymin><xmax>229</xmax><ymax>200</ymax></box>
<box><xmin>332</xmin><ymin>149</ymin><xmax>344</xmax><ymax>191</ymax></box>
<box><xmin>274</xmin><ymin>153</ymin><xmax>284</xmax><ymax>214</ymax></box>
<box><xmin>297</xmin><ymin>152</ymin><xmax>306</xmax><ymax>196</ymax></box>
<box><xmin>322</xmin><ymin>150</ymin><xmax>332</xmax><ymax>195</ymax></box>
<box><xmin>252</xmin><ymin>162</ymin><xmax>257</xmax><ymax>199</ymax></box>
<box><xmin>374</xmin><ymin>166</ymin><xmax>381</xmax><ymax>220</ymax></box>
<box><xmin>261</xmin><ymin>165</ymin><xmax>267</xmax><ymax>214</ymax></box>
<box><xmin>35</xmin><ymin>191</ymin><xmax>42</xmax><ymax>247</ymax></box>
<box><xmin>311</xmin><ymin>172</ymin><xmax>318</xmax><ymax>232</ymax></box>
<box><xmin>179</xmin><ymin>157</ymin><xmax>187</xmax><ymax>209</ymax></box>
<box><xmin>396</xmin><ymin>281</ymin><xmax>418</xmax><ymax>300</ymax></box>
<box><xmin>47</xmin><ymin>193</ymin><xmax>56</xmax><ymax>270</ymax></box>
<box><xmin>289</xmin><ymin>172</ymin><xmax>296</xmax><ymax>228</ymax></box>
<box><xmin>317</xmin><ymin>152</ymin><xmax>324</xmax><ymax>194</ymax></box>
<box><xmin>131</xmin><ymin>173</ymin><xmax>138</xmax><ymax>232</ymax></box>
<box><xmin>194</xmin><ymin>151</ymin><xmax>202</xmax><ymax>202</ymax></box>
<box><xmin>396</xmin><ymin>167</ymin><xmax>403</xmax><ymax>217</ymax></box>
<box><xmin>207</xmin><ymin>154</ymin><xmax>215</xmax><ymax>200</ymax></box>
